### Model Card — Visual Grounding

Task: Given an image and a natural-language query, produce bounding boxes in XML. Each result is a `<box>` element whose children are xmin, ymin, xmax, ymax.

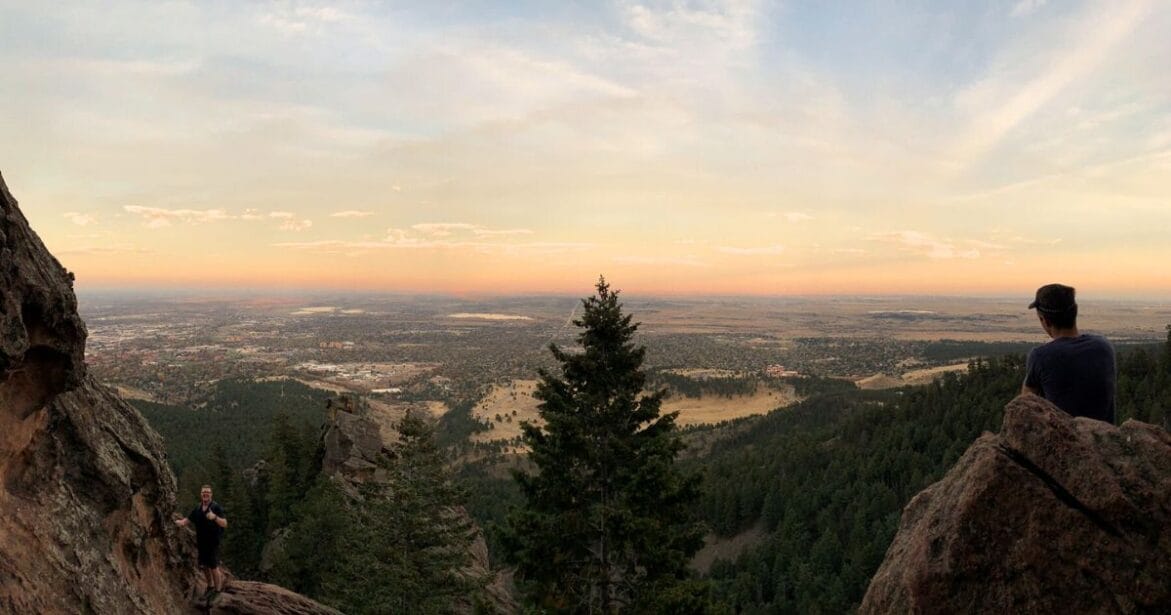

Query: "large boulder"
<box><xmin>0</xmin><ymin>171</ymin><xmax>336</xmax><ymax>614</ymax></box>
<box><xmin>861</xmin><ymin>394</ymin><xmax>1171</xmax><ymax>614</ymax></box>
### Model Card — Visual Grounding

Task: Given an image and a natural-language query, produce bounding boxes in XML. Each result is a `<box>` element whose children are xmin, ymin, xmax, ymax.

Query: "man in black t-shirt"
<box><xmin>175</xmin><ymin>484</ymin><xmax>228</xmax><ymax>599</ymax></box>
<box><xmin>1022</xmin><ymin>283</ymin><xmax>1116</xmax><ymax>423</ymax></box>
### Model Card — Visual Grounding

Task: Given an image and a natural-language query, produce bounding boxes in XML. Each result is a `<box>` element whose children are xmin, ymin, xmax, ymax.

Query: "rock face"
<box><xmin>861</xmin><ymin>394</ymin><xmax>1171</xmax><ymax>614</ymax></box>
<box><xmin>321</xmin><ymin>396</ymin><xmax>391</xmax><ymax>490</ymax></box>
<box><xmin>0</xmin><ymin>171</ymin><xmax>336</xmax><ymax>614</ymax></box>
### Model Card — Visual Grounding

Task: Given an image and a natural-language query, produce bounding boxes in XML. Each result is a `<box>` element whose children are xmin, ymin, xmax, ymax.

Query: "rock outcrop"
<box><xmin>321</xmin><ymin>396</ymin><xmax>391</xmax><ymax>491</ymax></box>
<box><xmin>196</xmin><ymin>581</ymin><xmax>342</xmax><ymax>615</ymax></box>
<box><xmin>0</xmin><ymin>171</ymin><xmax>336</xmax><ymax>614</ymax></box>
<box><xmin>861</xmin><ymin>394</ymin><xmax>1171</xmax><ymax>613</ymax></box>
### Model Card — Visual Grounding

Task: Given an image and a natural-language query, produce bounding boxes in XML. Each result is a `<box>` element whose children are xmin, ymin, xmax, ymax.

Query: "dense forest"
<box><xmin>133</xmin><ymin>327</ymin><xmax>1171</xmax><ymax>613</ymax></box>
<box><xmin>133</xmin><ymin>378</ymin><xmax>330</xmax><ymax>498</ymax></box>
<box><xmin>696</xmin><ymin>332</ymin><xmax>1171</xmax><ymax>612</ymax></box>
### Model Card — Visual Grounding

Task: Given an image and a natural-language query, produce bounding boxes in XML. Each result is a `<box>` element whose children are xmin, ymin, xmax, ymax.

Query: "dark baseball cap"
<box><xmin>1028</xmin><ymin>283</ymin><xmax>1076</xmax><ymax>314</ymax></box>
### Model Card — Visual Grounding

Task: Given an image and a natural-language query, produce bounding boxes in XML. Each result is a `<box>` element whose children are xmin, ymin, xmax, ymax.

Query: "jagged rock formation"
<box><xmin>0</xmin><ymin>171</ymin><xmax>336</xmax><ymax>614</ymax></box>
<box><xmin>861</xmin><ymin>394</ymin><xmax>1171</xmax><ymax>613</ymax></box>
<box><xmin>321</xmin><ymin>396</ymin><xmax>391</xmax><ymax>491</ymax></box>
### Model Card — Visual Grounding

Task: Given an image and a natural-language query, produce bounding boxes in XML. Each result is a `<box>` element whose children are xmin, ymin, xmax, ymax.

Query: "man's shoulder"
<box><xmin>211</xmin><ymin>501</ymin><xmax>226</xmax><ymax>515</ymax></box>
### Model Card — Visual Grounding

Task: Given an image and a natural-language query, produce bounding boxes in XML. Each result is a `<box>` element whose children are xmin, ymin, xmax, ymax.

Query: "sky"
<box><xmin>1</xmin><ymin>0</ymin><xmax>1169</xmax><ymax>298</ymax></box>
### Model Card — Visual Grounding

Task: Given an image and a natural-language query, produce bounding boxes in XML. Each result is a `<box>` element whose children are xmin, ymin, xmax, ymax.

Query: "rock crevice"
<box><xmin>861</xmin><ymin>394</ymin><xmax>1171</xmax><ymax>614</ymax></box>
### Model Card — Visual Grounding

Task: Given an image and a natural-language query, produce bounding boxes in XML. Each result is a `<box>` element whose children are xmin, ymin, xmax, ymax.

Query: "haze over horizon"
<box><xmin>2</xmin><ymin>1</ymin><xmax>1169</xmax><ymax>298</ymax></box>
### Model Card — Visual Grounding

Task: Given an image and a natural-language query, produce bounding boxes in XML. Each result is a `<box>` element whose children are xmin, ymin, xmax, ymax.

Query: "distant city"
<box><xmin>81</xmin><ymin>292</ymin><xmax>1171</xmax><ymax>426</ymax></box>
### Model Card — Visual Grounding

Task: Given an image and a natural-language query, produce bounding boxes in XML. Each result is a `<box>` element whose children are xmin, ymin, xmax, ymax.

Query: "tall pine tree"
<box><xmin>503</xmin><ymin>277</ymin><xmax>704</xmax><ymax>612</ymax></box>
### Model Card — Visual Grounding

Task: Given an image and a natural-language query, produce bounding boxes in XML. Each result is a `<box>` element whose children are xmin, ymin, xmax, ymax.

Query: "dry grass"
<box><xmin>664</xmin><ymin>384</ymin><xmax>799</xmax><ymax>427</ymax></box>
<box><xmin>471</xmin><ymin>379</ymin><xmax>798</xmax><ymax>443</ymax></box>
<box><xmin>471</xmin><ymin>380</ymin><xmax>542</xmax><ymax>443</ymax></box>
<box><xmin>425</xmin><ymin>400</ymin><xmax>450</xmax><ymax>417</ymax></box>
<box><xmin>855</xmin><ymin>362</ymin><xmax>971</xmax><ymax>390</ymax></box>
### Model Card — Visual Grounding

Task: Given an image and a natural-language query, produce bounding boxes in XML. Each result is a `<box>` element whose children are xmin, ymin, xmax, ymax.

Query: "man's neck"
<box><xmin>1049</xmin><ymin>326</ymin><xmax>1079</xmax><ymax>339</ymax></box>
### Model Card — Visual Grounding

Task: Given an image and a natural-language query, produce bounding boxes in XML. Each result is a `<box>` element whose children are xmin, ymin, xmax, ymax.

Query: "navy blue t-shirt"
<box><xmin>1024</xmin><ymin>334</ymin><xmax>1116</xmax><ymax>423</ymax></box>
<box><xmin>187</xmin><ymin>502</ymin><xmax>226</xmax><ymax>547</ymax></box>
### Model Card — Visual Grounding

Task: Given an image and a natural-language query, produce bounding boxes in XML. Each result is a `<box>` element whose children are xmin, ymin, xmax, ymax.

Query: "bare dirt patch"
<box><xmin>691</xmin><ymin>524</ymin><xmax>766</xmax><ymax>574</ymax></box>
<box><xmin>112</xmin><ymin>384</ymin><xmax>157</xmax><ymax>402</ymax></box>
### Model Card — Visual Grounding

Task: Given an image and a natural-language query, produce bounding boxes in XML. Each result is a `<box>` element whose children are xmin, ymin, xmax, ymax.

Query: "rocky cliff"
<box><xmin>861</xmin><ymin>394</ymin><xmax>1171</xmax><ymax>613</ymax></box>
<box><xmin>0</xmin><ymin>171</ymin><xmax>337</xmax><ymax>614</ymax></box>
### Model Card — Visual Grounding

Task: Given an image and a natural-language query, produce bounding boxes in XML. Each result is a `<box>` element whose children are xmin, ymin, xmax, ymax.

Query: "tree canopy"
<box><xmin>503</xmin><ymin>277</ymin><xmax>705</xmax><ymax>612</ymax></box>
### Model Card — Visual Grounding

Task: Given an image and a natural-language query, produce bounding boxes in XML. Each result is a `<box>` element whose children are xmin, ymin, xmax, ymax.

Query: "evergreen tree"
<box><xmin>503</xmin><ymin>277</ymin><xmax>705</xmax><ymax>612</ymax></box>
<box><xmin>337</xmin><ymin>411</ymin><xmax>484</xmax><ymax>613</ymax></box>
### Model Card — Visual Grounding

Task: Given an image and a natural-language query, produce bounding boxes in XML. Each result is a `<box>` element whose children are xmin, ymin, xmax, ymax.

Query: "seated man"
<box><xmin>1022</xmin><ymin>283</ymin><xmax>1116</xmax><ymax>424</ymax></box>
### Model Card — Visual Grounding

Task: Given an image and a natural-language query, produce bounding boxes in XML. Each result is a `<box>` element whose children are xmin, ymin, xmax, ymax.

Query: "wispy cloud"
<box><xmin>472</xmin><ymin>228</ymin><xmax>534</xmax><ymax>237</ymax></box>
<box><xmin>274</xmin><ymin>236</ymin><xmax>593</xmax><ymax>256</ymax></box>
<box><xmin>867</xmin><ymin>231</ymin><xmax>983</xmax><ymax>260</ymax></box>
<box><xmin>411</xmin><ymin>223</ymin><xmax>478</xmax><ymax>237</ymax></box>
<box><xmin>330</xmin><ymin>210</ymin><xmax>375</xmax><ymax>218</ymax></box>
<box><xmin>952</xmin><ymin>0</ymin><xmax>1154</xmax><ymax>170</ymax></box>
<box><xmin>279</xmin><ymin>218</ymin><xmax>313</xmax><ymax>232</ymax></box>
<box><xmin>123</xmin><ymin>205</ymin><xmax>312</xmax><ymax>231</ymax></box>
<box><xmin>1010</xmin><ymin>0</ymin><xmax>1047</xmax><ymax>18</ymax></box>
<box><xmin>63</xmin><ymin>212</ymin><xmax>96</xmax><ymax>226</ymax></box>
<box><xmin>718</xmin><ymin>244</ymin><xmax>785</xmax><ymax>256</ymax></box>
<box><xmin>123</xmin><ymin>205</ymin><xmax>233</xmax><ymax>228</ymax></box>
<box><xmin>259</xmin><ymin>4</ymin><xmax>350</xmax><ymax>35</ymax></box>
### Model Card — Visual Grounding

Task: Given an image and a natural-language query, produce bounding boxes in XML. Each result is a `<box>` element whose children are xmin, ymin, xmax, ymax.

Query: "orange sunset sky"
<box><xmin>2</xmin><ymin>1</ymin><xmax>1169</xmax><ymax>298</ymax></box>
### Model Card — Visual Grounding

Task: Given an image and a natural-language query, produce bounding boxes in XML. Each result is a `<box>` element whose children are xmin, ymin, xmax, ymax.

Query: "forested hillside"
<box><xmin>130</xmin><ymin>329</ymin><xmax>1171</xmax><ymax>612</ymax></box>
<box><xmin>133</xmin><ymin>378</ymin><xmax>330</xmax><ymax>497</ymax></box>
<box><xmin>698</xmin><ymin>331</ymin><xmax>1171</xmax><ymax>613</ymax></box>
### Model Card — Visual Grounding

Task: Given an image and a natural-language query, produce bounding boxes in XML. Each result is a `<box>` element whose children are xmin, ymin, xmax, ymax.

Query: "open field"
<box><xmin>663</xmin><ymin>385</ymin><xmax>799</xmax><ymax>427</ymax></box>
<box><xmin>855</xmin><ymin>362</ymin><xmax>973</xmax><ymax>390</ymax></box>
<box><xmin>471</xmin><ymin>380</ymin><xmax>541</xmax><ymax>443</ymax></box>
<box><xmin>471</xmin><ymin>379</ymin><xmax>800</xmax><ymax>443</ymax></box>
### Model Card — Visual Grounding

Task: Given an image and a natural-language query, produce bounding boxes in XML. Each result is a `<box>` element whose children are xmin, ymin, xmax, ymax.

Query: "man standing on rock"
<box><xmin>1022</xmin><ymin>283</ymin><xmax>1116</xmax><ymax>423</ymax></box>
<box><xmin>175</xmin><ymin>484</ymin><xmax>228</xmax><ymax>600</ymax></box>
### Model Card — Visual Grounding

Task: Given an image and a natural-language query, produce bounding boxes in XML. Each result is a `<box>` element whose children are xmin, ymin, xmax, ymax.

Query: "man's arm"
<box><xmin>1022</xmin><ymin>349</ymin><xmax>1043</xmax><ymax>396</ymax></box>
<box><xmin>208</xmin><ymin>505</ymin><xmax>228</xmax><ymax>528</ymax></box>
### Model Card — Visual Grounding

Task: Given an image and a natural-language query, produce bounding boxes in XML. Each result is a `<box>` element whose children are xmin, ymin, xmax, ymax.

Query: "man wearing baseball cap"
<box><xmin>1022</xmin><ymin>283</ymin><xmax>1116</xmax><ymax>423</ymax></box>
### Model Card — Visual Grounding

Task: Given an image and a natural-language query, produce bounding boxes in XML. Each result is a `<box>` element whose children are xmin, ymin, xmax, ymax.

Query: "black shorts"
<box><xmin>197</xmin><ymin>542</ymin><xmax>220</xmax><ymax>569</ymax></box>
